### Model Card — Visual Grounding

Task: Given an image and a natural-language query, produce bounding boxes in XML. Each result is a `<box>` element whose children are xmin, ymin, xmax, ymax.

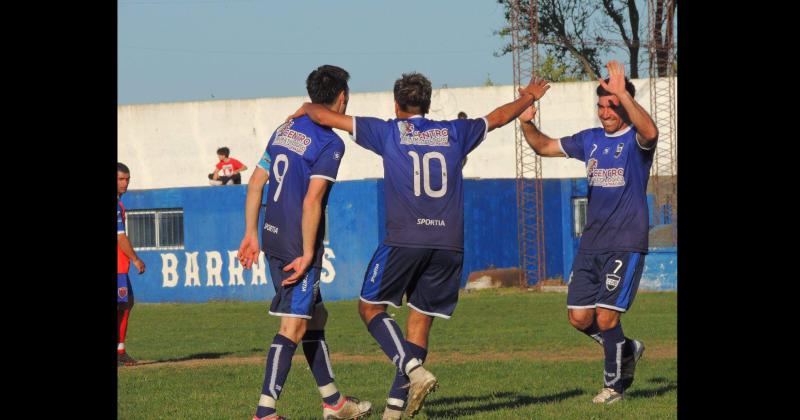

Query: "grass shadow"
<box><xmin>425</xmin><ymin>389</ymin><xmax>584</xmax><ymax>418</ymax></box>
<box><xmin>137</xmin><ymin>352</ymin><xmax>234</xmax><ymax>365</ymax></box>
<box><xmin>627</xmin><ymin>383</ymin><xmax>678</xmax><ymax>398</ymax></box>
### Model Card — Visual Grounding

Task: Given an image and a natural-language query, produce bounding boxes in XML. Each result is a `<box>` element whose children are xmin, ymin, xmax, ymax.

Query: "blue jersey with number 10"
<box><xmin>257</xmin><ymin>115</ymin><xmax>345</xmax><ymax>267</ymax></box>
<box><xmin>353</xmin><ymin>115</ymin><xmax>488</xmax><ymax>251</ymax></box>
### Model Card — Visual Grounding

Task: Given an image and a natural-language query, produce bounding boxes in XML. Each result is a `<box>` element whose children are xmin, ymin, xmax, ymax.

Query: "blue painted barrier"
<box><xmin>120</xmin><ymin>178</ymin><xmax>676</xmax><ymax>303</ymax></box>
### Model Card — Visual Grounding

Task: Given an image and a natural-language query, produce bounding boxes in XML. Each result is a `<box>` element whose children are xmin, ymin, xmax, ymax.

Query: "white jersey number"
<box><xmin>612</xmin><ymin>260</ymin><xmax>623</xmax><ymax>274</ymax></box>
<box><xmin>272</xmin><ymin>154</ymin><xmax>289</xmax><ymax>202</ymax></box>
<box><xmin>408</xmin><ymin>151</ymin><xmax>447</xmax><ymax>198</ymax></box>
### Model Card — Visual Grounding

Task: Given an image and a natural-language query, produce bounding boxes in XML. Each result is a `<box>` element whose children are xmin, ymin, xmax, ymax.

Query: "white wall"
<box><xmin>118</xmin><ymin>78</ymin><xmax>675</xmax><ymax>190</ymax></box>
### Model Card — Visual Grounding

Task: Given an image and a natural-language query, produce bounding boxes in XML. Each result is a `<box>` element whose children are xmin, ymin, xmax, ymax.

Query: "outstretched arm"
<box><xmin>287</xmin><ymin>103</ymin><xmax>353</xmax><ymax>134</ymax></box>
<box><xmin>518</xmin><ymin>106</ymin><xmax>565</xmax><ymax>157</ymax></box>
<box><xmin>599</xmin><ymin>61</ymin><xmax>658</xmax><ymax>147</ymax></box>
<box><xmin>484</xmin><ymin>77</ymin><xmax>550</xmax><ymax>132</ymax></box>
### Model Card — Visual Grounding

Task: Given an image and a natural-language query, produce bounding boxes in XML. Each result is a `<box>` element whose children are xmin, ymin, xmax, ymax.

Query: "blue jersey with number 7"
<box><xmin>352</xmin><ymin>115</ymin><xmax>488</xmax><ymax>251</ymax></box>
<box><xmin>257</xmin><ymin>115</ymin><xmax>345</xmax><ymax>267</ymax></box>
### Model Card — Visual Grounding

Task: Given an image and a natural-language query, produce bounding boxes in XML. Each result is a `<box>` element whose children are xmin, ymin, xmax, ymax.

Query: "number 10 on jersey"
<box><xmin>408</xmin><ymin>151</ymin><xmax>447</xmax><ymax>198</ymax></box>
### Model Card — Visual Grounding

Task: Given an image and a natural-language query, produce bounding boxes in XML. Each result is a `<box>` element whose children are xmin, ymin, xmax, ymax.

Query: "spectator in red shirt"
<box><xmin>209</xmin><ymin>146</ymin><xmax>248</xmax><ymax>185</ymax></box>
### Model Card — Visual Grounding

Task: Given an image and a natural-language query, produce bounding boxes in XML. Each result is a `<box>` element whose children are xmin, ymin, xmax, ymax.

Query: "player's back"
<box><xmin>352</xmin><ymin>115</ymin><xmax>487</xmax><ymax>251</ymax></box>
<box><xmin>261</xmin><ymin>115</ymin><xmax>345</xmax><ymax>266</ymax></box>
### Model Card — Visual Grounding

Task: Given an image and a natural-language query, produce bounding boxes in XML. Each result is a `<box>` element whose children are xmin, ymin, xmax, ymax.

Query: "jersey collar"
<box><xmin>604</xmin><ymin>125</ymin><xmax>632</xmax><ymax>138</ymax></box>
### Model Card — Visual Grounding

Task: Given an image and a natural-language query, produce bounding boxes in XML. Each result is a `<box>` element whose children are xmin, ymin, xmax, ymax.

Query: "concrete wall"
<box><xmin>118</xmin><ymin>79</ymin><xmax>676</xmax><ymax>189</ymax></box>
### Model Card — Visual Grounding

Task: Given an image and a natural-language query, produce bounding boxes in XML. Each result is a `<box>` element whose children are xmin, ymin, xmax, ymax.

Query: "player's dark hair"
<box><xmin>306</xmin><ymin>65</ymin><xmax>350</xmax><ymax>105</ymax></box>
<box><xmin>217</xmin><ymin>147</ymin><xmax>230</xmax><ymax>157</ymax></box>
<box><xmin>457</xmin><ymin>111</ymin><xmax>467</xmax><ymax>119</ymax></box>
<box><xmin>597</xmin><ymin>77</ymin><xmax>636</xmax><ymax>97</ymax></box>
<box><xmin>117</xmin><ymin>162</ymin><xmax>130</xmax><ymax>173</ymax></box>
<box><xmin>394</xmin><ymin>72</ymin><xmax>432</xmax><ymax>115</ymax></box>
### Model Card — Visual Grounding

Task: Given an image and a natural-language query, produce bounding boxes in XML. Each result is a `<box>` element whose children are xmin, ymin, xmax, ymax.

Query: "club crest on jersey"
<box><xmin>398</xmin><ymin>121</ymin><xmax>450</xmax><ymax>147</ymax></box>
<box><xmin>333</xmin><ymin>151</ymin><xmax>341</xmax><ymax>161</ymax></box>
<box><xmin>605</xmin><ymin>274</ymin><xmax>621</xmax><ymax>291</ymax></box>
<box><xmin>614</xmin><ymin>142</ymin><xmax>624</xmax><ymax>158</ymax></box>
<box><xmin>118</xmin><ymin>287</ymin><xmax>128</xmax><ymax>298</ymax></box>
<box><xmin>273</xmin><ymin>120</ymin><xmax>312</xmax><ymax>155</ymax></box>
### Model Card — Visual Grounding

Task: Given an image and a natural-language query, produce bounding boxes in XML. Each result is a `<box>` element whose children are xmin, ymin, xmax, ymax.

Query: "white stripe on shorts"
<box><xmin>407</xmin><ymin>302</ymin><xmax>452</xmax><ymax>320</ymax></box>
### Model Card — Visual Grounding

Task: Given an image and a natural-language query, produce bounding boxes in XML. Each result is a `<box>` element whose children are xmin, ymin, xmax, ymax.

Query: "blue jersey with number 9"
<box><xmin>257</xmin><ymin>115</ymin><xmax>345</xmax><ymax>267</ymax></box>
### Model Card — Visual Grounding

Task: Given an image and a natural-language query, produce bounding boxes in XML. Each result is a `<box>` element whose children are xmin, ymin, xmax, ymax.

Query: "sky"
<box><xmin>118</xmin><ymin>0</ymin><xmax>661</xmax><ymax>105</ymax></box>
<box><xmin>118</xmin><ymin>0</ymin><xmax>518</xmax><ymax>104</ymax></box>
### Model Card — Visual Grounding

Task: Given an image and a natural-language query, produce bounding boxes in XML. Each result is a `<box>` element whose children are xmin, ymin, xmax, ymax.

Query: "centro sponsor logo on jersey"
<box><xmin>587</xmin><ymin>159</ymin><xmax>625</xmax><ymax>188</ymax></box>
<box><xmin>417</xmin><ymin>218</ymin><xmax>446</xmax><ymax>227</ymax></box>
<box><xmin>273</xmin><ymin>121</ymin><xmax>312</xmax><ymax>155</ymax></box>
<box><xmin>265</xmin><ymin>223</ymin><xmax>279</xmax><ymax>234</ymax></box>
<box><xmin>398</xmin><ymin>121</ymin><xmax>450</xmax><ymax>147</ymax></box>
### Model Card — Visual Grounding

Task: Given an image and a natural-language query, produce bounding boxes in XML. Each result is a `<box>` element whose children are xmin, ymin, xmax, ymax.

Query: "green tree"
<box><xmin>538</xmin><ymin>53</ymin><xmax>583</xmax><ymax>82</ymax></box>
<box><xmin>496</xmin><ymin>0</ymin><xmax>606</xmax><ymax>79</ymax></box>
<box><xmin>495</xmin><ymin>0</ymin><xmax>674</xmax><ymax>79</ymax></box>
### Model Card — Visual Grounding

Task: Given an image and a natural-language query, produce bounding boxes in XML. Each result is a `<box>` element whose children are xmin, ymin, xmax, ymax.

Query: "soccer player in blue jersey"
<box><xmin>236</xmin><ymin>65</ymin><xmax>372</xmax><ymax>420</ymax></box>
<box><xmin>289</xmin><ymin>73</ymin><xmax>550</xmax><ymax>418</ymax></box>
<box><xmin>519</xmin><ymin>61</ymin><xmax>658</xmax><ymax>404</ymax></box>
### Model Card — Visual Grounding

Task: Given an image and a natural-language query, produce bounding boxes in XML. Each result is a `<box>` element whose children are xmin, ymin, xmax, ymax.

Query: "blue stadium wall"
<box><xmin>121</xmin><ymin>179</ymin><xmax>676</xmax><ymax>303</ymax></box>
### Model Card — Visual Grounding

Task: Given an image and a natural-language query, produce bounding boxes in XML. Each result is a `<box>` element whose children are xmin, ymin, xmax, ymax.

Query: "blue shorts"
<box><xmin>360</xmin><ymin>244</ymin><xmax>464</xmax><ymax>319</ymax></box>
<box><xmin>566</xmin><ymin>251</ymin><xmax>645</xmax><ymax>312</ymax></box>
<box><xmin>117</xmin><ymin>273</ymin><xmax>134</xmax><ymax>307</ymax></box>
<box><xmin>266</xmin><ymin>255</ymin><xmax>322</xmax><ymax>319</ymax></box>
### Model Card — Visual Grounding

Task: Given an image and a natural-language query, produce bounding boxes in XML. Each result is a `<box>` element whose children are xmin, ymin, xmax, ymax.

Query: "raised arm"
<box><xmin>518</xmin><ymin>105</ymin><xmax>565</xmax><ymax>157</ymax></box>
<box><xmin>484</xmin><ymin>77</ymin><xmax>550</xmax><ymax>132</ymax></box>
<box><xmin>287</xmin><ymin>103</ymin><xmax>354</xmax><ymax>134</ymax></box>
<box><xmin>599</xmin><ymin>61</ymin><xmax>658</xmax><ymax>147</ymax></box>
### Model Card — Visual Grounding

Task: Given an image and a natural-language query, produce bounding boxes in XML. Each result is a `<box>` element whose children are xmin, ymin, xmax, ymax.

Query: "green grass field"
<box><xmin>118</xmin><ymin>289</ymin><xmax>677</xmax><ymax>419</ymax></box>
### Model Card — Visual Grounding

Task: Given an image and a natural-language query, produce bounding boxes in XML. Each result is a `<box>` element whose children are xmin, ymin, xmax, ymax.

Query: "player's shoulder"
<box><xmin>585</xmin><ymin>127</ymin><xmax>606</xmax><ymax>138</ymax></box>
<box><xmin>357</xmin><ymin>115</ymin><xmax>394</xmax><ymax>123</ymax></box>
<box><xmin>319</xmin><ymin>130</ymin><xmax>345</xmax><ymax>149</ymax></box>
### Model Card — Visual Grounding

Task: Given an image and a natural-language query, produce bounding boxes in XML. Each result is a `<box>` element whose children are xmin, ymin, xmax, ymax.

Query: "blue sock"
<box><xmin>620</xmin><ymin>322</ymin><xmax>634</xmax><ymax>358</ymax></box>
<box><xmin>256</xmin><ymin>334</ymin><xmax>297</xmax><ymax>418</ymax></box>
<box><xmin>601</xmin><ymin>324</ymin><xmax>627</xmax><ymax>393</ymax></box>
<box><xmin>302</xmin><ymin>330</ymin><xmax>342</xmax><ymax>406</ymax></box>
<box><xmin>387</xmin><ymin>341</ymin><xmax>428</xmax><ymax>410</ymax></box>
<box><xmin>580</xmin><ymin>318</ymin><xmax>604</xmax><ymax>345</ymax></box>
<box><xmin>366</xmin><ymin>312</ymin><xmax>420</xmax><ymax>375</ymax></box>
